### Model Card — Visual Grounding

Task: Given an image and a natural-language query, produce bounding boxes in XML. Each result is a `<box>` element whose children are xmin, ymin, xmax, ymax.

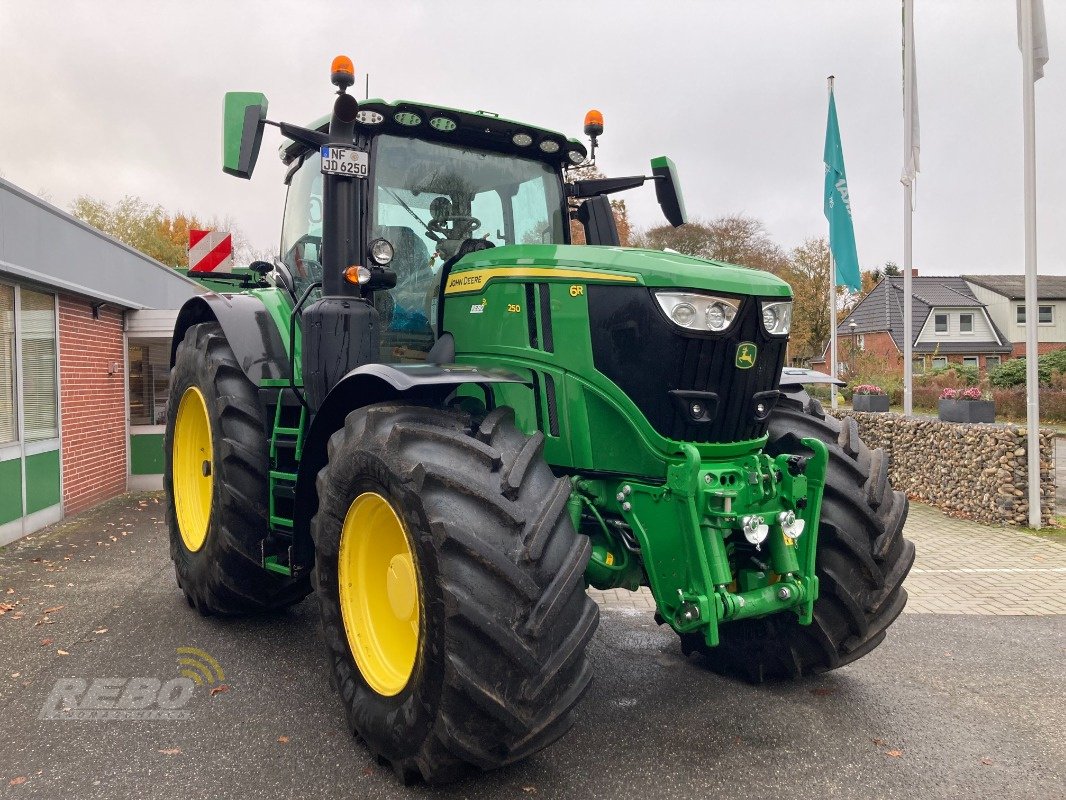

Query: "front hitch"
<box><xmin>578</xmin><ymin>437</ymin><xmax>828</xmax><ymax>648</ymax></box>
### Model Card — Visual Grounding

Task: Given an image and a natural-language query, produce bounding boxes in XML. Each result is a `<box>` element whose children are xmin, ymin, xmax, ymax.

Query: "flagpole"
<box><xmin>1020</xmin><ymin>0</ymin><xmax>1042</xmax><ymax>528</ymax></box>
<box><xmin>828</xmin><ymin>75</ymin><xmax>838</xmax><ymax>410</ymax></box>
<box><xmin>830</xmin><ymin>252</ymin><xmax>838</xmax><ymax>409</ymax></box>
<box><xmin>902</xmin><ymin>0</ymin><xmax>915</xmax><ymax>417</ymax></box>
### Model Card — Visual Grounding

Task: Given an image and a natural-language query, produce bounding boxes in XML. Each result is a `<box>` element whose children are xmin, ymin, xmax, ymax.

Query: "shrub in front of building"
<box><xmin>989</xmin><ymin>347</ymin><xmax>1066</xmax><ymax>389</ymax></box>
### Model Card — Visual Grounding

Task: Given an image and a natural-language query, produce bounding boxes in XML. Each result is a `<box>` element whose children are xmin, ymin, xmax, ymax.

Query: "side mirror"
<box><xmin>223</xmin><ymin>92</ymin><xmax>269</xmax><ymax>179</ymax></box>
<box><xmin>650</xmin><ymin>156</ymin><xmax>687</xmax><ymax>227</ymax></box>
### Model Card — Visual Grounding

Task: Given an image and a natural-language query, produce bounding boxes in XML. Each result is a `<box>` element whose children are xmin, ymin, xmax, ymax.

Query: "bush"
<box><xmin>916</xmin><ymin>366</ymin><xmax>978</xmax><ymax>389</ymax></box>
<box><xmin>989</xmin><ymin>358</ymin><xmax>1027</xmax><ymax>389</ymax></box>
<box><xmin>989</xmin><ymin>347</ymin><xmax>1066</xmax><ymax>389</ymax></box>
<box><xmin>992</xmin><ymin>388</ymin><xmax>1025</xmax><ymax>418</ymax></box>
<box><xmin>913</xmin><ymin>385</ymin><xmax>941</xmax><ymax>411</ymax></box>
<box><xmin>950</xmin><ymin>363</ymin><xmax>980</xmax><ymax>386</ymax></box>
<box><xmin>989</xmin><ymin>387</ymin><xmax>1066</xmax><ymax>423</ymax></box>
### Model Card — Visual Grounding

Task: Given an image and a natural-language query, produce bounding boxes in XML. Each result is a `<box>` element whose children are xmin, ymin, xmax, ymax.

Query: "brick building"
<box><xmin>963</xmin><ymin>274</ymin><xmax>1066</xmax><ymax>358</ymax></box>
<box><xmin>0</xmin><ymin>178</ymin><xmax>201</xmax><ymax>545</ymax></box>
<box><xmin>813</xmin><ymin>275</ymin><xmax>1014</xmax><ymax>375</ymax></box>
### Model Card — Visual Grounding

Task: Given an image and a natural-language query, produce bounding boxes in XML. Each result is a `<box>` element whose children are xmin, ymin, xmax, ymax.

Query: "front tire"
<box><xmin>164</xmin><ymin>322</ymin><xmax>311</xmax><ymax>615</ymax></box>
<box><xmin>311</xmin><ymin>403</ymin><xmax>598</xmax><ymax>784</ymax></box>
<box><xmin>682</xmin><ymin>391</ymin><xmax>915</xmax><ymax>681</ymax></box>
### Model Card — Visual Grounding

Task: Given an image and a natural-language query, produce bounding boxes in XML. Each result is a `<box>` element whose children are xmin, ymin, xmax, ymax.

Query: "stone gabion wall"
<box><xmin>828</xmin><ymin>411</ymin><xmax>1057</xmax><ymax>527</ymax></box>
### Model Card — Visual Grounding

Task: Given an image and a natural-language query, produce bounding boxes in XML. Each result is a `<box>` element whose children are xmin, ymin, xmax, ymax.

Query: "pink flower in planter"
<box><xmin>960</xmin><ymin>387</ymin><xmax>984</xmax><ymax>401</ymax></box>
<box><xmin>853</xmin><ymin>384</ymin><xmax>885</xmax><ymax>396</ymax></box>
<box><xmin>939</xmin><ymin>388</ymin><xmax>959</xmax><ymax>400</ymax></box>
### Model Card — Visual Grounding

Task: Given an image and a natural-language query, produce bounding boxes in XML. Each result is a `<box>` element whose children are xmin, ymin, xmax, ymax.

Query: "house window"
<box><xmin>962</xmin><ymin>356</ymin><xmax>979</xmax><ymax>368</ymax></box>
<box><xmin>128</xmin><ymin>341</ymin><xmax>172</xmax><ymax>426</ymax></box>
<box><xmin>0</xmin><ymin>284</ymin><xmax>14</xmax><ymax>445</ymax></box>
<box><xmin>959</xmin><ymin>313</ymin><xmax>973</xmax><ymax>333</ymax></box>
<box><xmin>1018</xmin><ymin>304</ymin><xmax>1056</xmax><ymax>324</ymax></box>
<box><xmin>932</xmin><ymin>356</ymin><xmax>948</xmax><ymax>369</ymax></box>
<box><xmin>857</xmin><ymin>334</ymin><xmax>865</xmax><ymax>351</ymax></box>
<box><xmin>934</xmin><ymin>313</ymin><xmax>948</xmax><ymax>333</ymax></box>
<box><xmin>912</xmin><ymin>357</ymin><xmax>925</xmax><ymax>375</ymax></box>
<box><xmin>985</xmin><ymin>356</ymin><xmax>1001</xmax><ymax>369</ymax></box>
<box><xmin>19</xmin><ymin>289</ymin><xmax>58</xmax><ymax>442</ymax></box>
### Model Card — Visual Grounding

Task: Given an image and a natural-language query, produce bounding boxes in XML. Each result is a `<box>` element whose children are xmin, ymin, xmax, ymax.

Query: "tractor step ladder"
<box><xmin>262</xmin><ymin>381</ymin><xmax>306</xmax><ymax>577</ymax></box>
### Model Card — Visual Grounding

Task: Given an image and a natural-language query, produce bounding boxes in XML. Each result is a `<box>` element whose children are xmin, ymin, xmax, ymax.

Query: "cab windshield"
<box><xmin>370</xmin><ymin>135</ymin><xmax>566</xmax><ymax>360</ymax></box>
<box><xmin>279</xmin><ymin>135</ymin><xmax>566</xmax><ymax>362</ymax></box>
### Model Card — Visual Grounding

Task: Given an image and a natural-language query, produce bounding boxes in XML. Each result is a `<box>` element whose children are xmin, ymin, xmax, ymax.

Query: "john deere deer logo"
<box><xmin>736</xmin><ymin>343</ymin><xmax>757</xmax><ymax>369</ymax></box>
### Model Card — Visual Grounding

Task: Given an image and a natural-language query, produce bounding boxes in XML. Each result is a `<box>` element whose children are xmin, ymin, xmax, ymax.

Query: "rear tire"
<box><xmin>164</xmin><ymin>322</ymin><xmax>311</xmax><ymax>615</ymax></box>
<box><xmin>681</xmin><ymin>392</ymin><xmax>915</xmax><ymax>681</ymax></box>
<box><xmin>311</xmin><ymin>403</ymin><xmax>598</xmax><ymax>784</ymax></box>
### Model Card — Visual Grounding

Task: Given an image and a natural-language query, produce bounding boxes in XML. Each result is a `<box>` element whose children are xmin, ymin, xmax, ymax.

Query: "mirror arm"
<box><xmin>267</xmin><ymin>120</ymin><xmax>331</xmax><ymax>149</ymax></box>
<box><xmin>567</xmin><ymin>175</ymin><xmax>648</xmax><ymax>199</ymax></box>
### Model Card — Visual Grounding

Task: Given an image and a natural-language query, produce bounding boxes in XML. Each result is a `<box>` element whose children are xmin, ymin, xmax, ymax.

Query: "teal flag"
<box><xmin>823</xmin><ymin>90</ymin><xmax>861</xmax><ymax>291</ymax></box>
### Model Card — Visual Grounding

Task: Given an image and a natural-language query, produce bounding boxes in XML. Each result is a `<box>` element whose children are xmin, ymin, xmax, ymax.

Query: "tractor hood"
<box><xmin>445</xmin><ymin>244</ymin><xmax>792</xmax><ymax>299</ymax></box>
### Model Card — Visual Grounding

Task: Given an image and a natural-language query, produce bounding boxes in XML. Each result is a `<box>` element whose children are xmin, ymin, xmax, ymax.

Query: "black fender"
<box><xmin>291</xmin><ymin>362</ymin><xmax>528</xmax><ymax>563</ymax></box>
<box><xmin>170</xmin><ymin>294</ymin><xmax>290</xmax><ymax>383</ymax></box>
<box><xmin>778</xmin><ymin>367</ymin><xmax>844</xmax><ymax>397</ymax></box>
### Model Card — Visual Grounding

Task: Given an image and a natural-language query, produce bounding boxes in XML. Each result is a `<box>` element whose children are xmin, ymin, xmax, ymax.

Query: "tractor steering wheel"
<box><xmin>426</xmin><ymin>196</ymin><xmax>480</xmax><ymax>241</ymax></box>
<box><xmin>427</xmin><ymin>215</ymin><xmax>481</xmax><ymax>239</ymax></box>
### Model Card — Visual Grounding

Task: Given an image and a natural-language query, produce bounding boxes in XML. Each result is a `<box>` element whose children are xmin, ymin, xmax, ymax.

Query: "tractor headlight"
<box><xmin>761</xmin><ymin>300</ymin><xmax>792</xmax><ymax>335</ymax></box>
<box><xmin>368</xmin><ymin>238</ymin><xmax>394</xmax><ymax>266</ymax></box>
<box><xmin>655</xmin><ymin>291</ymin><xmax>739</xmax><ymax>333</ymax></box>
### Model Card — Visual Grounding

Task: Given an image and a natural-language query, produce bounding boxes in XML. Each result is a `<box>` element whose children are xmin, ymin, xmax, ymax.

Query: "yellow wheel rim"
<box><xmin>173</xmin><ymin>386</ymin><xmax>213</xmax><ymax>553</ymax></box>
<box><xmin>338</xmin><ymin>492</ymin><xmax>420</xmax><ymax>696</ymax></box>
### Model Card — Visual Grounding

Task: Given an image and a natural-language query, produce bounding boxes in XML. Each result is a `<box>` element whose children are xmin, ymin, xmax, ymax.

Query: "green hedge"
<box><xmin>989</xmin><ymin>348</ymin><xmax>1066</xmax><ymax>389</ymax></box>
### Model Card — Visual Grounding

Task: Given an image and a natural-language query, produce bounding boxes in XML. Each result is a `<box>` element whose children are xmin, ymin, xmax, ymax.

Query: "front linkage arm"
<box><xmin>574</xmin><ymin>438</ymin><xmax>828</xmax><ymax>648</ymax></box>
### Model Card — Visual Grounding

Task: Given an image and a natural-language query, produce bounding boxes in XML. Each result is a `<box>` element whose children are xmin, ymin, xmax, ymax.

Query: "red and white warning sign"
<box><xmin>188</xmin><ymin>229</ymin><xmax>234</xmax><ymax>273</ymax></box>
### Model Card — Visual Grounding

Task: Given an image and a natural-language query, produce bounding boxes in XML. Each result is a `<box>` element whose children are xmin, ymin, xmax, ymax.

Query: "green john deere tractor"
<box><xmin>165</xmin><ymin>56</ymin><xmax>914</xmax><ymax>784</ymax></box>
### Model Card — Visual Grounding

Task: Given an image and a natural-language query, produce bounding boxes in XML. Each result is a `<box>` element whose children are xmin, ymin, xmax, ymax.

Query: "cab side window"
<box><xmin>280</xmin><ymin>152</ymin><xmax>324</xmax><ymax>293</ymax></box>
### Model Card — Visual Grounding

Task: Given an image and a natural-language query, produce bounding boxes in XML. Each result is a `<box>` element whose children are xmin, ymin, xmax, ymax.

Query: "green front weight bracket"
<box><xmin>587</xmin><ymin>437</ymin><xmax>829</xmax><ymax>648</ymax></box>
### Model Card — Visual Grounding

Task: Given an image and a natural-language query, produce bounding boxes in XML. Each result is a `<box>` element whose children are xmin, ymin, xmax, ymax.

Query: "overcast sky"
<box><xmin>1</xmin><ymin>0</ymin><xmax>1062</xmax><ymax>276</ymax></box>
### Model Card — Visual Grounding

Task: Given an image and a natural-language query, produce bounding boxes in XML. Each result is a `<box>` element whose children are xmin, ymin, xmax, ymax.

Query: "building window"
<box><xmin>934</xmin><ymin>313</ymin><xmax>948</xmax><ymax>333</ymax></box>
<box><xmin>0</xmin><ymin>285</ymin><xmax>14</xmax><ymax>445</ymax></box>
<box><xmin>857</xmin><ymin>334</ymin><xmax>865</xmax><ymax>351</ymax></box>
<box><xmin>959</xmin><ymin>313</ymin><xmax>973</xmax><ymax>333</ymax></box>
<box><xmin>1018</xmin><ymin>304</ymin><xmax>1056</xmax><ymax>324</ymax></box>
<box><xmin>128</xmin><ymin>340</ymin><xmax>172</xmax><ymax>426</ymax></box>
<box><xmin>985</xmin><ymin>356</ymin><xmax>1001</xmax><ymax>369</ymax></box>
<box><xmin>19</xmin><ymin>289</ymin><xmax>58</xmax><ymax>442</ymax></box>
<box><xmin>962</xmin><ymin>356</ymin><xmax>979</xmax><ymax>368</ymax></box>
<box><xmin>932</xmin><ymin>356</ymin><xmax>948</xmax><ymax>369</ymax></box>
<box><xmin>913</xmin><ymin>357</ymin><xmax>925</xmax><ymax>375</ymax></box>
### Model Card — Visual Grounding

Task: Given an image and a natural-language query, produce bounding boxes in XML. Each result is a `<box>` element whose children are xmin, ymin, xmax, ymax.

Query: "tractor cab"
<box><xmin>224</xmin><ymin>58</ymin><xmax>684</xmax><ymax>370</ymax></box>
<box><xmin>277</xmin><ymin>120</ymin><xmax>572</xmax><ymax>362</ymax></box>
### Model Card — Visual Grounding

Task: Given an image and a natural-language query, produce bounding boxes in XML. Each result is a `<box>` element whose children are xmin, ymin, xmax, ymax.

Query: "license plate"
<box><xmin>320</xmin><ymin>146</ymin><xmax>368</xmax><ymax>178</ymax></box>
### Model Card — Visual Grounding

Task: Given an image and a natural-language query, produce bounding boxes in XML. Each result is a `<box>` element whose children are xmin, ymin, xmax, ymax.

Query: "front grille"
<box><xmin>588</xmin><ymin>286</ymin><xmax>786</xmax><ymax>444</ymax></box>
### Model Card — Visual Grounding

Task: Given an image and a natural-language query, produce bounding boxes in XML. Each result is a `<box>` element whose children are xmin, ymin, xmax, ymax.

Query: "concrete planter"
<box><xmin>938</xmin><ymin>399</ymin><xmax>995</xmax><ymax>424</ymax></box>
<box><xmin>853</xmin><ymin>394</ymin><xmax>890</xmax><ymax>412</ymax></box>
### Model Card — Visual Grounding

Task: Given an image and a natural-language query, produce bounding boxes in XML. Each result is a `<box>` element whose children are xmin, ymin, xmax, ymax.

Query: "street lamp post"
<box><xmin>848</xmin><ymin>321</ymin><xmax>857</xmax><ymax>375</ymax></box>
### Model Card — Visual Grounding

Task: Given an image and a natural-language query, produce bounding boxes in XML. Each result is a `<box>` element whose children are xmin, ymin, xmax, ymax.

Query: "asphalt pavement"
<box><xmin>1</xmin><ymin>494</ymin><xmax>1063</xmax><ymax>800</ymax></box>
